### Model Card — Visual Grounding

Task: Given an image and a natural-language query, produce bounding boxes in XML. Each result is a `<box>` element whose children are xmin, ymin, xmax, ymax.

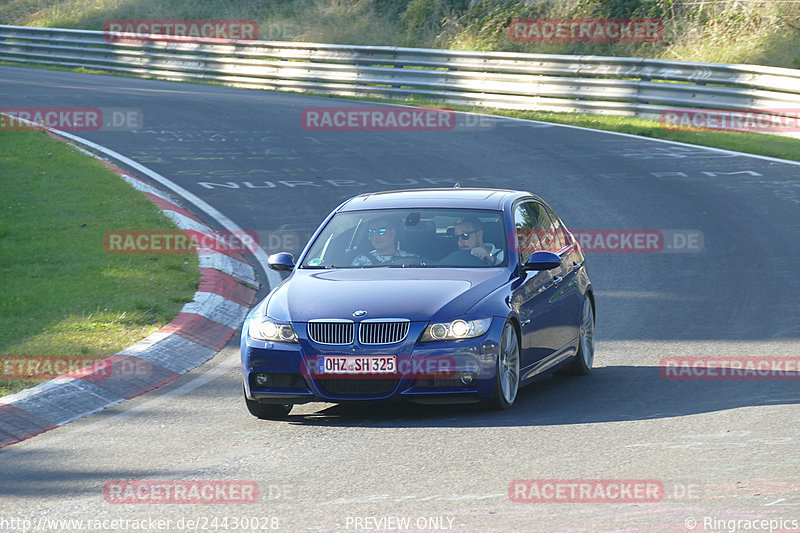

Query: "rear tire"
<box><xmin>244</xmin><ymin>385</ymin><xmax>292</xmax><ymax>419</ymax></box>
<box><xmin>566</xmin><ymin>295</ymin><xmax>594</xmax><ymax>376</ymax></box>
<box><xmin>488</xmin><ymin>321</ymin><xmax>520</xmax><ymax>410</ymax></box>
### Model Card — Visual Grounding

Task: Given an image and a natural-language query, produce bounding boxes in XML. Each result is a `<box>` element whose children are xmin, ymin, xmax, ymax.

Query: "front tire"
<box><xmin>489</xmin><ymin>321</ymin><xmax>520</xmax><ymax>410</ymax></box>
<box><xmin>566</xmin><ymin>295</ymin><xmax>594</xmax><ymax>375</ymax></box>
<box><xmin>244</xmin><ymin>385</ymin><xmax>292</xmax><ymax>419</ymax></box>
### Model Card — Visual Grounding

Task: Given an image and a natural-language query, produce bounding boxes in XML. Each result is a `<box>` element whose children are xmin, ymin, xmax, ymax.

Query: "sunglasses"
<box><xmin>368</xmin><ymin>228</ymin><xmax>390</xmax><ymax>235</ymax></box>
<box><xmin>457</xmin><ymin>229</ymin><xmax>479</xmax><ymax>240</ymax></box>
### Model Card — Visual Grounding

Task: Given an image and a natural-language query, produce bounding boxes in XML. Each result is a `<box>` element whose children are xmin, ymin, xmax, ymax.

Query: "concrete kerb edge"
<box><xmin>0</xmin><ymin>120</ymin><xmax>260</xmax><ymax>448</ymax></box>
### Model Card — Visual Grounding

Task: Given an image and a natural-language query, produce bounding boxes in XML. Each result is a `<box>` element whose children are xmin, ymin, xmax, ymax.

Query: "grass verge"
<box><xmin>308</xmin><ymin>92</ymin><xmax>800</xmax><ymax>163</ymax></box>
<box><xmin>489</xmin><ymin>110</ymin><xmax>800</xmax><ymax>163</ymax></box>
<box><xmin>0</xmin><ymin>128</ymin><xmax>199</xmax><ymax>397</ymax></box>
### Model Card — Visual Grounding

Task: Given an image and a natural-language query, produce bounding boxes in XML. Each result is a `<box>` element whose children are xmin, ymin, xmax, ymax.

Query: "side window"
<box><xmin>534</xmin><ymin>205</ymin><xmax>558</xmax><ymax>252</ymax></box>
<box><xmin>543</xmin><ymin>208</ymin><xmax>567</xmax><ymax>251</ymax></box>
<box><xmin>514</xmin><ymin>202</ymin><xmax>553</xmax><ymax>263</ymax></box>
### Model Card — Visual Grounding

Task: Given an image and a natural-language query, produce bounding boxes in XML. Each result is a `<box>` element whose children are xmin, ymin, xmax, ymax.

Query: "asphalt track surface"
<box><xmin>1</xmin><ymin>65</ymin><xmax>798</xmax><ymax>532</ymax></box>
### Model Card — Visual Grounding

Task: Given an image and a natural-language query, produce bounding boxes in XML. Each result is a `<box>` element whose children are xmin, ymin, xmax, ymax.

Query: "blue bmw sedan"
<box><xmin>241</xmin><ymin>188</ymin><xmax>594</xmax><ymax>418</ymax></box>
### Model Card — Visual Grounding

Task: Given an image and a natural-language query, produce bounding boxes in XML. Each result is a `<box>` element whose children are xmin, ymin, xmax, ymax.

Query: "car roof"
<box><xmin>338</xmin><ymin>188</ymin><xmax>539</xmax><ymax>211</ymax></box>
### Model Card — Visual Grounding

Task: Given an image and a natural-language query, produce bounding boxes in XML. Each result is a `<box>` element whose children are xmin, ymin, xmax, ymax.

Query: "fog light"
<box><xmin>459</xmin><ymin>371</ymin><xmax>477</xmax><ymax>385</ymax></box>
<box><xmin>254</xmin><ymin>373</ymin><xmax>270</xmax><ymax>386</ymax></box>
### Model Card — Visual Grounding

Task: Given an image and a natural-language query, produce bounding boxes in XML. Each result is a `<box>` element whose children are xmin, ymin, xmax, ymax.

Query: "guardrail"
<box><xmin>1</xmin><ymin>24</ymin><xmax>799</xmax><ymax>134</ymax></box>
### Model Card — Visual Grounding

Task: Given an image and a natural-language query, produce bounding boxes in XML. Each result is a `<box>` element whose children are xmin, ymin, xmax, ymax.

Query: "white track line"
<box><xmin>0</xmin><ymin>119</ymin><xmax>275</xmax><ymax>452</ymax></box>
<box><xmin>360</xmin><ymin>100</ymin><xmax>800</xmax><ymax>166</ymax></box>
<box><xmin>475</xmin><ymin>111</ymin><xmax>800</xmax><ymax>167</ymax></box>
<box><xmin>50</xmin><ymin>129</ymin><xmax>281</xmax><ymax>288</ymax></box>
<box><xmin>0</xmin><ymin>349</ymin><xmax>240</xmax><ymax>459</ymax></box>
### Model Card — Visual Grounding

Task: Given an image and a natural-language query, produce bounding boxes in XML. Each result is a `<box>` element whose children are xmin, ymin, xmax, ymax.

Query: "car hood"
<box><xmin>264</xmin><ymin>268</ymin><xmax>509</xmax><ymax>322</ymax></box>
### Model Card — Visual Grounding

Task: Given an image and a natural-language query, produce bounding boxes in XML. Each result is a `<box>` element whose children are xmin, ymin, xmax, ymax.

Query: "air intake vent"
<box><xmin>307</xmin><ymin>321</ymin><xmax>354</xmax><ymax>345</ymax></box>
<box><xmin>358</xmin><ymin>320</ymin><xmax>410</xmax><ymax>345</ymax></box>
<box><xmin>316</xmin><ymin>378</ymin><xmax>399</xmax><ymax>396</ymax></box>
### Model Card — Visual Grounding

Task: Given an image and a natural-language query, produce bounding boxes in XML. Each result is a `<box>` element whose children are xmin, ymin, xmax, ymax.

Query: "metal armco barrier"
<box><xmin>1</xmin><ymin>24</ymin><xmax>799</xmax><ymax>134</ymax></box>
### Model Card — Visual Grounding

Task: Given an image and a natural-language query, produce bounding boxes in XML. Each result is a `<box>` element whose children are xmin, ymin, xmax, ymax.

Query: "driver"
<box><xmin>352</xmin><ymin>216</ymin><xmax>422</xmax><ymax>266</ymax></box>
<box><xmin>454</xmin><ymin>216</ymin><xmax>504</xmax><ymax>266</ymax></box>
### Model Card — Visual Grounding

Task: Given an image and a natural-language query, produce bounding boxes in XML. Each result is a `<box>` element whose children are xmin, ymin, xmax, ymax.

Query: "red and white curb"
<box><xmin>0</xmin><ymin>136</ymin><xmax>259</xmax><ymax>448</ymax></box>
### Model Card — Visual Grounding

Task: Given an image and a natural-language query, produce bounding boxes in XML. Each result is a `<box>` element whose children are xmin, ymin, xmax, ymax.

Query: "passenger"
<box><xmin>352</xmin><ymin>216</ymin><xmax>422</xmax><ymax>266</ymax></box>
<box><xmin>454</xmin><ymin>216</ymin><xmax>504</xmax><ymax>266</ymax></box>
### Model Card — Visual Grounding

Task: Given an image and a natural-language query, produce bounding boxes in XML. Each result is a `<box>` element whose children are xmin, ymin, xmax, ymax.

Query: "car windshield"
<box><xmin>300</xmin><ymin>208</ymin><xmax>508</xmax><ymax>268</ymax></box>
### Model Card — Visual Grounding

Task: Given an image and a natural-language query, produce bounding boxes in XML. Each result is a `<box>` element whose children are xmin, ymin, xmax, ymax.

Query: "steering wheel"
<box><xmin>436</xmin><ymin>249</ymin><xmax>487</xmax><ymax>267</ymax></box>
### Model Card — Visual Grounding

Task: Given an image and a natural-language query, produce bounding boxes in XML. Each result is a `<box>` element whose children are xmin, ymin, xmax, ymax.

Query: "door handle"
<box><xmin>552</xmin><ymin>276</ymin><xmax>563</xmax><ymax>285</ymax></box>
<box><xmin>572</xmin><ymin>261</ymin><xmax>581</xmax><ymax>271</ymax></box>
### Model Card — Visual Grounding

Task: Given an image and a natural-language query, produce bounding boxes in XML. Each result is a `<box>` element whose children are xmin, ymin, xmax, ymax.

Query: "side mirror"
<box><xmin>522</xmin><ymin>251</ymin><xmax>561</xmax><ymax>271</ymax></box>
<box><xmin>268</xmin><ymin>252</ymin><xmax>295</xmax><ymax>272</ymax></box>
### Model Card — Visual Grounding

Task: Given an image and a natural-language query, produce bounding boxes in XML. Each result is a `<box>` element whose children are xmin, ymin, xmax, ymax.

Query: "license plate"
<box><xmin>317</xmin><ymin>356</ymin><xmax>397</xmax><ymax>374</ymax></box>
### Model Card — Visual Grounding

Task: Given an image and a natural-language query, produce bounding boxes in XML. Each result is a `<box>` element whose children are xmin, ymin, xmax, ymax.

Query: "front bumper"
<box><xmin>241</xmin><ymin>319</ymin><xmax>504</xmax><ymax>404</ymax></box>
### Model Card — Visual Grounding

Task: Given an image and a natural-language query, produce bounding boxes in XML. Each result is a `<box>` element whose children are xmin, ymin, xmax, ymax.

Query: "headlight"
<box><xmin>249</xmin><ymin>319</ymin><xmax>298</xmax><ymax>343</ymax></box>
<box><xmin>421</xmin><ymin>318</ymin><xmax>492</xmax><ymax>342</ymax></box>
